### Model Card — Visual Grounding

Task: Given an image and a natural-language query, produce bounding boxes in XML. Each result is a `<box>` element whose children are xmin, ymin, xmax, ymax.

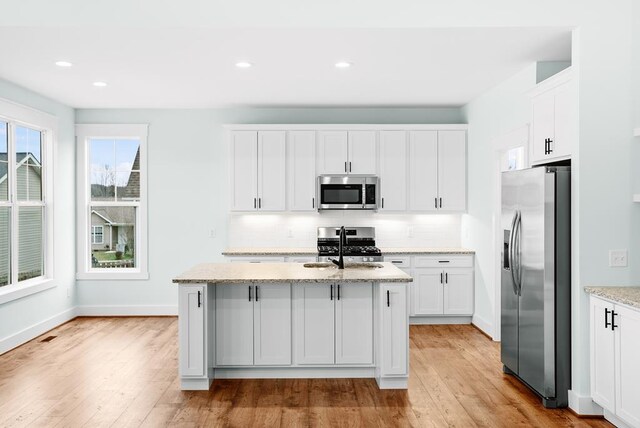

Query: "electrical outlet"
<box><xmin>209</xmin><ymin>229</ymin><xmax>216</xmax><ymax>238</ymax></box>
<box><xmin>609</xmin><ymin>249</ymin><xmax>628</xmax><ymax>267</ymax></box>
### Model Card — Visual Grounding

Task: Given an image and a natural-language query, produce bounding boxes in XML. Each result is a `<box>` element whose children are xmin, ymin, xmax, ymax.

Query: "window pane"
<box><xmin>115</xmin><ymin>139</ymin><xmax>140</xmax><ymax>173</ymax></box>
<box><xmin>90</xmin><ymin>206</ymin><xmax>136</xmax><ymax>269</ymax></box>
<box><xmin>91</xmin><ymin>167</ymin><xmax>116</xmax><ymax>201</ymax></box>
<box><xmin>16</xmin><ymin>126</ymin><xmax>42</xmax><ymax>164</ymax></box>
<box><xmin>116</xmin><ymin>171</ymin><xmax>139</xmax><ymax>201</ymax></box>
<box><xmin>90</xmin><ymin>139</ymin><xmax>115</xmax><ymax>172</ymax></box>
<box><xmin>19</xmin><ymin>206</ymin><xmax>43</xmax><ymax>281</ymax></box>
<box><xmin>0</xmin><ymin>121</ymin><xmax>7</xmax><ymax>202</ymax></box>
<box><xmin>0</xmin><ymin>207</ymin><xmax>9</xmax><ymax>286</ymax></box>
<box><xmin>16</xmin><ymin>126</ymin><xmax>43</xmax><ymax>201</ymax></box>
<box><xmin>90</xmin><ymin>139</ymin><xmax>116</xmax><ymax>201</ymax></box>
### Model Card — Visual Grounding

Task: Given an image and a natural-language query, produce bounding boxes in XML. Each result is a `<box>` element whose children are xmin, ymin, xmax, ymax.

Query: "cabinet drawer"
<box><xmin>384</xmin><ymin>256</ymin><xmax>411</xmax><ymax>268</ymax></box>
<box><xmin>414</xmin><ymin>255</ymin><xmax>473</xmax><ymax>268</ymax></box>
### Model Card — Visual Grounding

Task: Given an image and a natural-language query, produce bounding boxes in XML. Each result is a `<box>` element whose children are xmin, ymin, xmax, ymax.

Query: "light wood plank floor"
<box><xmin>0</xmin><ymin>317</ymin><xmax>612</xmax><ymax>427</ymax></box>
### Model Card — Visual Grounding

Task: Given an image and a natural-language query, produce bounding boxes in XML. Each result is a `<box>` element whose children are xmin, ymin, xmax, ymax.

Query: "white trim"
<box><xmin>76</xmin><ymin>124</ymin><xmax>149</xmax><ymax>280</ymax></box>
<box><xmin>223</xmin><ymin>123</ymin><xmax>468</xmax><ymax>131</ymax></box>
<box><xmin>75</xmin><ymin>305</ymin><xmax>177</xmax><ymax>316</ymax></box>
<box><xmin>603</xmin><ymin>410</ymin><xmax>634</xmax><ymax>428</ymax></box>
<box><xmin>0</xmin><ymin>97</ymin><xmax>58</xmax><ymax>132</ymax></box>
<box><xmin>212</xmin><ymin>366</ymin><xmax>375</xmax><ymax>379</ymax></box>
<box><xmin>0</xmin><ymin>306</ymin><xmax>76</xmax><ymax>356</ymax></box>
<box><xmin>568</xmin><ymin>390</ymin><xmax>604</xmax><ymax>416</ymax></box>
<box><xmin>180</xmin><ymin>378</ymin><xmax>213</xmax><ymax>391</ymax></box>
<box><xmin>376</xmin><ymin>376</ymin><xmax>409</xmax><ymax>389</ymax></box>
<box><xmin>471</xmin><ymin>314</ymin><xmax>495</xmax><ymax>339</ymax></box>
<box><xmin>0</xmin><ymin>278</ymin><xmax>55</xmax><ymax>305</ymax></box>
<box><xmin>409</xmin><ymin>316</ymin><xmax>472</xmax><ymax>325</ymax></box>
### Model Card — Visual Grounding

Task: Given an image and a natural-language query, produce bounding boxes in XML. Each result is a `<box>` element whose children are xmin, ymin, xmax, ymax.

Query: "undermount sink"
<box><xmin>303</xmin><ymin>262</ymin><xmax>384</xmax><ymax>269</ymax></box>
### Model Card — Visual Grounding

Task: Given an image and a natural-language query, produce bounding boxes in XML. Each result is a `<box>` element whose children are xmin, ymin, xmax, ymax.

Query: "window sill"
<box><xmin>0</xmin><ymin>278</ymin><xmax>56</xmax><ymax>305</ymax></box>
<box><xmin>76</xmin><ymin>271</ymin><xmax>150</xmax><ymax>281</ymax></box>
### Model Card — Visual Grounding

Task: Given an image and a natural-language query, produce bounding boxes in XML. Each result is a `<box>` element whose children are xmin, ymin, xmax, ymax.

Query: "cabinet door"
<box><xmin>348</xmin><ymin>131</ymin><xmax>377</xmax><ymax>174</ymax></box>
<box><xmin>288</xmin><ymin>131</ymin><xmax>316</xmax><ymax>211</ymax></box>
<box><xmin>443</xmin><ymin>269</ymin><xmax>473</xmax><ymax>315</ymax></box>
<box><xmin>216</xmin><ymin>284</ymin><xmax>254</xmax><ymax>366</ymax></box>
<box><xmin>380</xmin><ymin>284</ymin><xmax>408</xmax><ymax>376</ymax></box>
<box><xmin>590</xmin><ymin>297</ymin><xmax>616</xmax><ymax>412</ymax></box>
<box><xmin>257</xmin><ymin>131</ymin><xmax>286</xmax><ymax>211</ymax></box>
<box><xmin>178</xmin><ymin>285</ymin><xmax>206</xmax><ymax>376</ymax></box>
<box><xmin>317</xmin><ymin>131</ymin><xmax>348</xmax><ymax>174</ymax></box>
<box><xmin>552</xmin><ymin>82</ymin><xmax>574</xmax><ymax>159</ymax></box>
<box><xmin>615</xmin><ymin>305</ymin><xmax>640</xmax><ymax>426</ymax></box>
<box><xmin>335</xmin><ymin>283</ymin><xmax>373</xmax><ymax>364</ymax></box>
<box><xmin>413</xmin><ymin>268</ymin><xmax>444</xmax><ymax>315</ymax></box>
<box><xmin>379</xmin><ymin>131</ymin><xmax>407</xmax><ymax>211</ymax></box>
<box><xmin>293</xmin><ymin>283</ymin><xmax>335</xmax><ymax>364</ymax></box>
<box><xmin>254</xmin><ymin>284</ymin><xmax>291</xmax><ymax>366</ymax></box>
<box><xmin>531</xmin><ymin>92</ymin><xmax>555</xmax><ymax>163</ymax></box>
<box><xmin>437</xmin><ymin>131</ymin><xmax>466</xmax><ymax>211</ymax></box>
<box><xmin>230</xmin><ymin>131</ymin><xmax>258</xmax><ymax>211</ymax></box>
<box><xmin>408</xmin><ymin>131</ymin><xmax>438</xmax><ymax>211</ymax></box>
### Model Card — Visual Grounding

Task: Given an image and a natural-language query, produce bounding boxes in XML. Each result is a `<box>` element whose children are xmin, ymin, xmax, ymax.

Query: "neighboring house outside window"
<box><xmin>0</xmin><ymin>97</ymin><xmax>55</xmax><ymax>305</ymax></box>
<box><xmin>76</xmin><ymin>124</ymin><xmax>148</xmax><ymax>279</ymax></box>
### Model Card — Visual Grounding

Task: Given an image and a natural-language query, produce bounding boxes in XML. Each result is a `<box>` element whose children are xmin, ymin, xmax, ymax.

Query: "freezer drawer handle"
<box><xmin>605</xmin><ymin>308</ymin><xmax>612</xmax><ymax>329</ymax></box>
<box><xmin>611</xmin><ymin>311</ymin><xmax>618</xmax><ymax>331</ymax></box>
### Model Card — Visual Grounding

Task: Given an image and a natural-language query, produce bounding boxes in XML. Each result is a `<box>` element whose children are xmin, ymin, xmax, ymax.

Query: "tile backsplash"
<box><xmin>227</xmin><ymin>212</ymin><xmax>462</xmax><ymax>248</ymax></box>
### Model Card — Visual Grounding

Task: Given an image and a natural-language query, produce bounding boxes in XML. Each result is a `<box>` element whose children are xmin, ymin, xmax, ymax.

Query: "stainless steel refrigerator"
<box><xmin>501</xmin><ymin>166</ymin><xmax>571</xmax><ymax>408</ymax></box>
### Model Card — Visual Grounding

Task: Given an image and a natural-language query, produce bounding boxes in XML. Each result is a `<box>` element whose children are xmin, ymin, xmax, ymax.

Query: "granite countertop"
<box><xmin>584</xmin><ymin>286</ymin><xmax>640</xmax><ymax>309</ymax></box>
<box><xmin>222</xmin><ymin>247</ymin><xmax>475</xmax><ymax>256</ymax></box>
<box><xmin>173</xmin><ymin>262</ymin><xmax>413</xmax><ymax>284</ymax></box>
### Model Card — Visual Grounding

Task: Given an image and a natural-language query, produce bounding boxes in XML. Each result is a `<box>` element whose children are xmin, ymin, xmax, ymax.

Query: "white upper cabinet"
<box><xmin>257</xmin><ymin>131</ymin><xmax>286</xmax><ymax>211</ymax></box>
<box><xmin>230</xmin><ymin>130</ymin><xmax>286</xmax><ymax>212</ymax></box>
<box><xmin>409</xmin><ymin>131</ymin><xmax>438</xmax><ymax>211</ymax></box>
<box><xmin>408</xmin><ymin>130</ymin><xmax>466</xmax><ymax>212</ymax></box>
<box><xmin>530</xmin><ymin>70</ymin><xmax>575</xmax><ymax>165</ymax></box>
<box><xmin>230</xmin><ymin>131</ymin><xmax>258</xmax><ymax>211</ymax></box>
<box><xmin>317</xmin><ymin>131</ymin><xmax>348</xmax><ymax>174</ymax></box>
<box><xmin>437</xmin><ymin>131</ymin><xmax>467</xmax><ymax>211</ymax></box>
<box><xmin>287</xmin><ymin>131</ymin><xmax>316</xmax><ymax>211</ymax></box>
<box><xmin>348</xmin><ymin>131</ymin><xmax>377</xmax><ymax>174</ymax></box>
<box><xmin>379</xmin><ymin>131</ymin><xmax>407</xmax><ymax>211</ymax></box>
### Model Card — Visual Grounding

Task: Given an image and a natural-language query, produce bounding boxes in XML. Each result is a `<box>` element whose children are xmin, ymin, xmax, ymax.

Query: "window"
<box><xmin>0</xmin><ymin>97</ymin><xmax>55</xmax><ymax>304</ymax></box>
<box><xmin>91</xmin><ymin>225</ymin><xmax>104</xmax><ymax>244</ymax></box>
<box><xmin>76</xmin><ymin>124</ymin><xmax>148</xmax><ymax>279</ymax></box>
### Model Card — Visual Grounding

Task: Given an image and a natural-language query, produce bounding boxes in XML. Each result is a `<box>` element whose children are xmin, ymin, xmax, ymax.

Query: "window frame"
<box><xmin>76</xmin><ymin>124</ymin><xmax>148</xmax><ymax>280</ymax></box>
<box><xmin>0</xmin><ymin>97</ymin><xmax>56</xmax><ymax>305</ymax></box>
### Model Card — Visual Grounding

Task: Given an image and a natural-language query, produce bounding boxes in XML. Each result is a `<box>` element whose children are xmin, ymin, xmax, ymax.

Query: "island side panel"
<box><xmin>178</xmin><ymin>284</ymin><xmax>213</xmax><ymax>390</ymax></box>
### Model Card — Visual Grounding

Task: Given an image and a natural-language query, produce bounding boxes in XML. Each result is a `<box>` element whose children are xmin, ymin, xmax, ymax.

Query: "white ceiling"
<box><xmin>0</xmin><ymin>27</ymin><xmax>571</xmax><ymax>108</ymax></box>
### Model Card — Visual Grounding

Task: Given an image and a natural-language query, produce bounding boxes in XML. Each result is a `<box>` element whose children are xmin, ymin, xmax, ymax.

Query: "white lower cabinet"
<box><xmin>216</xmin><ymin>283</ymin><xmax>291</xmax><ymax>366</ymax></box>
<box><xmin>413</xmin><ymin>269</ymin><xmax>444</xmax><ymax>315</ymax></box>
<box><xmin>590</xmin><ymin>296</ymin><xmax>640</xmax><ymax>428</ymax></box>
<box><xmin>443</xmin><ymin>269</ymin><xmax>474</xmax><ymax>315</ymax></box>
<box><xmin>179</xmin><ymin>285</ymin><xmax>206</xmax><ymax>376</ymax></box>
<box><xmin>293</xmin><ymin>282</ymin><xmax>373</xmax><ymax>365</ymax></box>
<box><xmin>379</xmin><ymin>284</ymin><xmax>408</xmax><ymax>376</ymax></box>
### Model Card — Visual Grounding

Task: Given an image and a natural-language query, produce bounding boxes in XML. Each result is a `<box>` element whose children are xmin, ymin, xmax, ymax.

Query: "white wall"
<box><xmin>0</xmin><ymin>78</ymin><xmax>76</xmax><ymax>352</ymax></box>
<box><xmin>74</xmin><ymin>107</ymin><xmax>464</xmax><ymax>312</ymax></box>
<box><xmin>460</xmin><ymin>63</ymin><xmax>538</xmax><ymax>337</ymax></box>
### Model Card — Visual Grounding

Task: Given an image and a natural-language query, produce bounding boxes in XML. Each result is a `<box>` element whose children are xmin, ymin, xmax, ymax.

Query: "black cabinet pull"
<box><xmin>391</xmin><ymin>260</ymin><xmax>402</xmax><ymax>264</ymax></box>
<box><xmin>344</xmin><ymin>162</ymin><xmax>347</xmax><ymax>172</ymax></box>
<box><xmin>445</xmin><ymin>273</ymin><xmax>448</xmax><ymax>284</ymax></box>
<box><xmin>438</xmin><ymin>260</ymin><xmax>450</xmax><ymax>263</ymax></box>
<box><xmin>330</xmin><ymin>284</ymin><xmax>334</xmax><ymax>300</ymax></box>
<box><xmin>312</xmin><ymin>197</ymin><xmax>315</xmax><ymax>209</ymax></box>
<box><xmin>337</xmin><ymin>284</ymin><xmax>341</xmax><ymax>300</ymax></box>
<box><xmin>548</xmin><ymin>138</ymin><xmax>553</xmax><ymax>154</ymax></box>
<box><xmin>382</xmin><ymin>197</ymin><xmax>384</xmax><ymax>209</ymax></box>
<box><xmin>249</xmin><ymin>285</ymin><xmax>252</xmax><ymax>302</ymax></box>
<box><xmin>605</xmin><ymin>308</ymin><xmax>612</xmax><ymax>329</ymax></box>
<box><xmin>386</xmin><ymin>290</ymin><xmax>390</xmax><ymax>307</ymax></box>
<box><xmin>439</xmin><ymin>198</ymin><xmax>442</xmax><ymax>208</ymax></box>
<box><xmin>255</xmin><ymin>286</ymin><xmax>259</xmax><ymax>302</ymax></box>
<box><xmin>197</xmin><ymin>290</ymin><xmax>202</xmax><ymax>308</ymax></box>
<box><xmin>349</xmin><ymin>162</ymin><xmax>352</xmax><ymax>172</ymax></box>
<box><xmin>254</xmin><ymin>198</ymin><xmax>257</xmax><ymax>209</ymax></box>
<box><xmin>440</xmin><ymin>273</ymin><xmax>443</xmax><ymax>284</ymax></box>
<box><xmin>612</xmin><ymin>311</ymin><xmax>618</xmax><ymax>331</ymax></box>
<box><xmin>435</xmin><ymin>197</ymin><xmax>438</xmax><ymax>209</ymax></box>
<box><xmin>258</xmin><ymin>198</ymin><xmax>261</xmax><ymax>209</ymax></box>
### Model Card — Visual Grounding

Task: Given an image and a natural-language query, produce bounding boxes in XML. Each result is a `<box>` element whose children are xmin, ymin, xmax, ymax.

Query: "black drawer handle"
<box><xmin>391</xmin><ymin>260</ymin><xmax>403</xmax><ymax>264</ymax></box>
<box><xmin>438</xmin><ymin>260</ymin><xmax>450</xmax><ymax>263</ymax></box>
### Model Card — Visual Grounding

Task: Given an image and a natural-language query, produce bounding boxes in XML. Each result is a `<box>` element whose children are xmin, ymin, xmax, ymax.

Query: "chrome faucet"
<box><xmin>331</xmin><ymin>226</ymin><xmax>346</xmax><ymax>269</ymax></box>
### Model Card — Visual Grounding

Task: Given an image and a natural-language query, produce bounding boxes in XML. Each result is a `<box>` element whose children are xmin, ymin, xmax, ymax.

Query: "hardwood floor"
<box><xmin>0</xmin><ymin>318</ymin><xmax>612</xmax><ymax>427</ymax></box>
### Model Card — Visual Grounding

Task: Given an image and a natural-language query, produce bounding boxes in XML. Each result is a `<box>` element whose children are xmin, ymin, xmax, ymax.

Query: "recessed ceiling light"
<box><xmin>235</xmin><ymin>62</ymin><xmax>252</xmax><ymax>68</ymax></box>
<box><xmin>335</xmin><ymin>61</ymin><xmax>352</xmax><ymax>69</ymax></box>
<box><xmin>93</xmin><ymin>81</ymin><xmax>107</xmax><ymax>87</ymax></box>
<box><xmin>55</xmin><ymin>61</ymin><xmax>73</xmax><ymax>67</ymax></box>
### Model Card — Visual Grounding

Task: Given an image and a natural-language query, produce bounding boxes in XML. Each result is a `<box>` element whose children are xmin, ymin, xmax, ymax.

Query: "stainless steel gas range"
<box><xmin>316</xmin><ymin>227</ymin><xmax>383</xmax><ymax>262</ymax></box>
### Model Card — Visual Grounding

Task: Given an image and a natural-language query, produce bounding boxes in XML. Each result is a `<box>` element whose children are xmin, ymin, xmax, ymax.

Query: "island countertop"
<box><xmin>221</xmin><ymin>247</ymin><xmax>475</xmax><ymax>256</ymax></box>
<box><xmin>584</xmin><ymin>286</ymin><xmax>640</xmax><ymax>309</ymax></box>
<box><xmin>173</xmin><ymin>262</ymin><xmax>413</xmax><ymax>284</ymax></box>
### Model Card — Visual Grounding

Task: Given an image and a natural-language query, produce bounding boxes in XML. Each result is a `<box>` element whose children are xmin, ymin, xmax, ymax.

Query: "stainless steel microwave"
<box><xmin>316</xmin><ymin>175</ymin><xmax>379</xmax><ymax>210</ymax></box>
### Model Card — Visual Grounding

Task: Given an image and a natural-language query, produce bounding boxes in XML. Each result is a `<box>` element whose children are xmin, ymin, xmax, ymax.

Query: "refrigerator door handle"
<box><xmin>508</xmin><ymin>210</ymin><xmax>519</xmax><ymax>296</ymax></box>
<box><xmin>514</xmin><ymin>210</ymin><xmax>523</xmax><ymax>295</ymax></box>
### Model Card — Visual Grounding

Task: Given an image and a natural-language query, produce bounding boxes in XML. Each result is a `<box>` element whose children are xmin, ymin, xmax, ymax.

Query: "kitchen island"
<box><xmin>173</xmin><ymin>262</ymin><xmax>412</xmax><ymax>391</ymax></box>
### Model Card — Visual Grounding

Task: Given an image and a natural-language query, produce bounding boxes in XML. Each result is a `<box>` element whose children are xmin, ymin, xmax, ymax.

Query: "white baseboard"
<box><xmin>472</xmin><ymin>314</ymin><xmax>495</xmax><ymax>339</ymax></box>
<box><xmin>568</xmin><ymin>390</ymin><xmax>603</xmax><ymax>416</ymax></box>
<box><xmin>604</xmin><ymin>410</ymin><xmax>633</xmax><ymax>428</ymax></box>
<box><xmin>410</xmin><ymin>316</ymin><xmax>472</xmax><ymax>325</ymax></box>
<box><xmin>76</xmin><ymin>305</ymin><xmax>178</xmax><ymax>316</ymax></box>
<box><xmin>213</xmin><ymin>366</ymin><xmax>375</xmax><ymax>379</ymax></box>
<box><xmin>0</xmin><ymin>306</ymin><xmax>77</xmax><ymax>355</ymax></box>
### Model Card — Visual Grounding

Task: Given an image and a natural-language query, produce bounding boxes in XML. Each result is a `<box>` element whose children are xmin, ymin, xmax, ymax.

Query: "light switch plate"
<box><xmin>609</xmin><ymin>249</ymin><xmax>628</xmax><ymax>267</ymax></box>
